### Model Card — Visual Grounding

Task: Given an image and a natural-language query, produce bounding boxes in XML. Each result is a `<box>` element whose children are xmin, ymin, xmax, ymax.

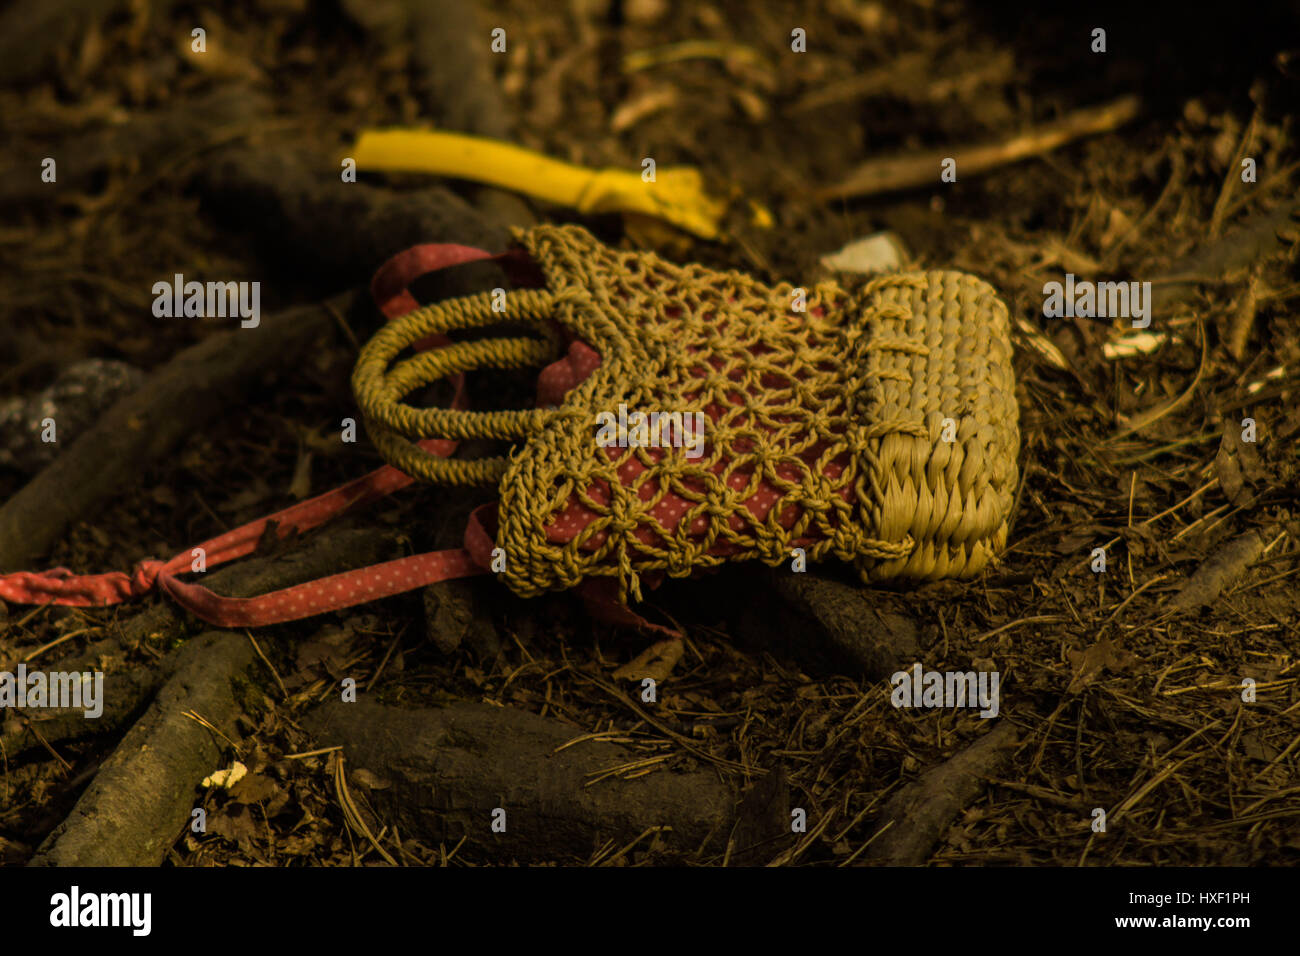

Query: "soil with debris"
<box><xmin>1</xmin><ymin>0</ymin><xmax>1298</xmax><ymax>867</ymax></box>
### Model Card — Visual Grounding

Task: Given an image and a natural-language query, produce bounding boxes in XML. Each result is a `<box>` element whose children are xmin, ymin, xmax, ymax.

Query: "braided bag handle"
<box><xmin>352</xmin><ymin>286</ymin><xmax>571</xmax><ymax>485</ymax></box>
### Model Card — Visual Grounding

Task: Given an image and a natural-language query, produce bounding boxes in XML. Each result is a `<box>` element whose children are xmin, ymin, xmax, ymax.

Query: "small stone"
<box><xmin>0</xmin><ymin>359</ymin><xmax>144</xmax><ymax>474</ymax></box>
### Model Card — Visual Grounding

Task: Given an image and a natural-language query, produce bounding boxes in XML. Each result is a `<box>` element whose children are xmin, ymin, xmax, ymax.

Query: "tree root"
<box><xmin>303</xmin><ymin>700</ymin><xmax>736</xmax><ymax>862</ymax></box>
<box><xmin>28</xmin><ymin>630</ymin><xmax>256</xmax><ymax>866</ymax></box>
<box><xmin>0</xmin><ymin>292</ymin><xmax>351</xmax><ymax>571</ymax></box>
<box><xmin>2</xmin><ymin>527</ymin><xmax>402</xmax><ymax>762</ymax></box>
<box><xmin>862</xmin><ymin>720</ymin><xmax>1018</xmax><ymax>865</ymax></box>
<box><xmin>702</xmin><ymin>568</ymin><xmax>921</xmax><ymax>679</ymax></box>
<box><xmin>195</xmin><ymin>147</ymin><xmax>512</xmax><ymax>296</ymax></box>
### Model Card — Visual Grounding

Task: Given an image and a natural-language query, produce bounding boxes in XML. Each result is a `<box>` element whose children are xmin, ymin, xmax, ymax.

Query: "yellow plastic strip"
<box><xmin>351</xmin><ymin>129</ymin><xmax>727</xmax><ymax>240</ymax></box>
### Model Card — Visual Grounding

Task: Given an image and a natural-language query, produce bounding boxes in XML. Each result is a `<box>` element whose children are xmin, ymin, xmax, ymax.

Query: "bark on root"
<box><xmin>28</xmin><ymin>630</ymin><xmax>256</xmax><ymax>867</ymax></box>
<box><xmin>729</xmin><ymin>569</ymin><xmax>921</xmax><ymax>679</ymax></box>
<box><xmin>0</xmin><ymin>292</ymin><xmax>351</xmax><ymax>571</ymax></box>
<box><xmin>862</xmin><ymin>720</ymin><xmax>1018</xmax><ymax>866</ymax></box>
<box><xmin>303</xmin><ymin>700</ymin><xmax>736</xmax><ymax>862</ymax></box>
<box><xmin>195</xmin><ymin>148</ymin><xmax>513</xmax><ymax>295</ymax></box>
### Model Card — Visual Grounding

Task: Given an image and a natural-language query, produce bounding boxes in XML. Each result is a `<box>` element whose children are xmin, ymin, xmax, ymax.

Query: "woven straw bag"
<box><xmin>353</xmin><ymin>224</ymin><xmax>1019</xmax><ymax>604</ymax></box>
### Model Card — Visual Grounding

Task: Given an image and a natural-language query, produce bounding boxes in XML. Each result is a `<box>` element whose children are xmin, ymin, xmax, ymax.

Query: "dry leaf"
<box><xmin>202</xmin><ymin>761</ymin><xmax>248</xmax><ymax>789</ymax></box>
<box><xmin>612</xmin><ymin>637</ymin><xmax>684</xmax><ymax>683</ymax></box>
<box><xmin>1215</xmin><ymin>419</ymin><xmax>1269</xmax><ymax>507</ymax></box>
<box><xmin>207</xmin><ymin>804</ymin><xmax>260</xmax><ymax>843</ymax></box>
<box><xmin>1066</xmin><ymin>636</ymin><xmax>1135</xmax><ymax>694</ymax></box>
<box><xmin>229</xmin><ymin>771</ymin><xmax>282</xmax><ymax>805</ymax></box>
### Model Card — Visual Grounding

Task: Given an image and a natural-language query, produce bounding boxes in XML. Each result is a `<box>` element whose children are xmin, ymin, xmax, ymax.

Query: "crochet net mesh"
<box><xmin>359</xmin><ymin>225</ymin><xmax>1020</xmax><ymax>603</ymax></box>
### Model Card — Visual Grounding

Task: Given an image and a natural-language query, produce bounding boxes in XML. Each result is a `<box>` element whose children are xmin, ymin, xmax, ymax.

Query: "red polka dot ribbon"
<box><xmin>0</xmin><ymin>244</ymin><xmax>507</xmax><ymax>627</ymax></box>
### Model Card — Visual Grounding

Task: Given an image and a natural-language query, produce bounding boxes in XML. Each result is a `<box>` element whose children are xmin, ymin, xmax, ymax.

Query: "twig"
<box><xmin>332</xmin><ymin>751</ymin><xmax>399</xmax><ymax>866</ymax></box>
<box><xmin>20</xmin><ymin>626</ymin><xmax>103</xmax><ymax>662</ymax></box>
<box><xmin>1208</xmin><ymin>109</ymin><xmax>1259</xmax><ymax>239</ymax></box>
<box><xmin>247</xmin><ymin>632</ymin><xmax>288</xmax><ymax>700</ymax></box>
<box><xmin>818</xmin><ymin>96</ymin><xmax>1141</xmax><ymax>201</ymax></box>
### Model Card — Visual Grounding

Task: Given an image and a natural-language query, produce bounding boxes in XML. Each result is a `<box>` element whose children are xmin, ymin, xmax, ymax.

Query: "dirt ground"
<box><xmin>1</xmin><ymin>0</ymin><xmax>1298</xmax><ymax>867</ymax></box>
